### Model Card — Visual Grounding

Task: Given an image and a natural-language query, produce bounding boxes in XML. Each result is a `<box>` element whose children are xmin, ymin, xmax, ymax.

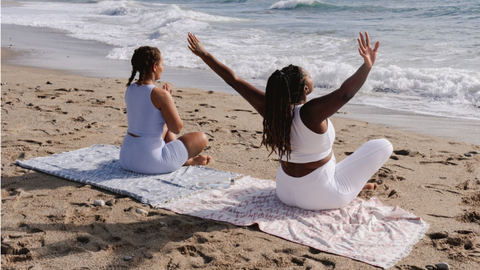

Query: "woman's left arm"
<box><xmin>151</xmin><ymin>84</ymin><xmax>183</xmax><ymax>134</ymax></box>
<box><xmin>303</xmin><ymin>32</ymin><xmax>379</xmax><ymax>121</ymax></box>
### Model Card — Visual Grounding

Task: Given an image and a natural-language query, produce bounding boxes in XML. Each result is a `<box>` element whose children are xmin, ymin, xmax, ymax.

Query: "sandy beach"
<box><xmin>2</xmin><ymin>43</ymin><xmax>480</xmax><ymax>269</ymax></box>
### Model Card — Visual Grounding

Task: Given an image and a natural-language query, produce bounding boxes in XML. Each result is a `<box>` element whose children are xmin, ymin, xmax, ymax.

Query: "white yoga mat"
<box><xmin>16</xmin><ymin>144</ymin><xmax>239</xmax><ymax>206</ymax></box>
<box><xmin>162</xmin><ymin>176</ymin><xmax>429</xmax><ymax>269</ymax></box>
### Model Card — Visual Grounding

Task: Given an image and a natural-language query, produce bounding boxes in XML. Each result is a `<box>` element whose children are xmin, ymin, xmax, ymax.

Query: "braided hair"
<box><xmin>261</xmin><ymin>65</ymin><xmax>306</xmax><ymax>161</ymax></box>
<box><xmin>127</xmin><ymin>46</ymin><xmax>162</xmax><ymax>86</ymax></box>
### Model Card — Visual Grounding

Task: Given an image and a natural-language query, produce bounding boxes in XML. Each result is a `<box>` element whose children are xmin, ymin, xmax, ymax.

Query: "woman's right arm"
<box><xmin>188</xmin><ymin>33</ymin><xmax>266</xmax><ymax>117</ymax></box>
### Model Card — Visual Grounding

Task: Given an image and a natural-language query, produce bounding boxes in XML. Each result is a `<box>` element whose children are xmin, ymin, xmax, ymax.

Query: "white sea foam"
<box><xmin>269</xmin><ymin>0</ymin><xmax>322</xmax><ymax>10</ymax></box>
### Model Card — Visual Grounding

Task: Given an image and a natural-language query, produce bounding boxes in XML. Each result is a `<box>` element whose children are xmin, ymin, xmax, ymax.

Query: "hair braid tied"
<box><xmin>261</xmin><ymin>65</ymin><xmax>306</xmax><ymax>161</ymax></box>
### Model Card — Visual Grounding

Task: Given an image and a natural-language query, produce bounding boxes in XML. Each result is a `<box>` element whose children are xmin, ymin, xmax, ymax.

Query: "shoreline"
<box><xmin>2</xmin><ymin>23</ymin><xmax>479</xmax><ymax>146</ymax></box>
<box><xmin>1</xmin><ymin>24</ymin><xmax>248</xmax><ymax>94</ymax></box>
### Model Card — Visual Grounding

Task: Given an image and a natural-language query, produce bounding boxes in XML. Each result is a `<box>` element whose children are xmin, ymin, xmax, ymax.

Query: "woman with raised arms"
<box><xmin>188</xmin><ymin>32</ymin><xmax>392</xmax><ymax>210</ymax></box>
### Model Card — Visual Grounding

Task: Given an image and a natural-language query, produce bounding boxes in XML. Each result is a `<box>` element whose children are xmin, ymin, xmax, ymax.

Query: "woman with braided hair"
<box><xmin>119</xmin><ymin>46</ymin><xmax>211</xmax><ymax>174</ymax></box>
<box><xmin>188</xmin><ymin>32</ymin><xmax>392</xmax><ymax>210</ymax></box>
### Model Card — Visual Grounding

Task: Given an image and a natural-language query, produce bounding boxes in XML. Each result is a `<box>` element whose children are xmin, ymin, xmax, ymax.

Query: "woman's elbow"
<box><xmin>176</xmin><ymin>122</ymin><xmax>184</xmax><ymax>134</ymax></box>
<box><xmin>341</xmin><ymin>93</ymin><xmax>354</xmax><ymax>102</ymax></box>
<box><xmin>170</xmin><ymin>122</ymin><xmax>183</xmax><ymax>135</ymax></box>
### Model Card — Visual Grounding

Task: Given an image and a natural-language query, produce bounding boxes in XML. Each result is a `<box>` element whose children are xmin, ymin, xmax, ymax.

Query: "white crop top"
<box><xmin>280</xmin><ymin>104</ymin><xmax>335</xmax><ymax>163</ymax></box>
<box><xmin>125</xmin><ymin>83</ymin><xmax>166</xmax><ymax>138</ymax></box>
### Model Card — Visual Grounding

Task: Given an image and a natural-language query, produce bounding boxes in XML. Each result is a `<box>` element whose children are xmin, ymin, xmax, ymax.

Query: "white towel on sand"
<box><xmin>162</xmin><ymin>176</ymin><xmax>429</xmax><ymax>269</ymax></box>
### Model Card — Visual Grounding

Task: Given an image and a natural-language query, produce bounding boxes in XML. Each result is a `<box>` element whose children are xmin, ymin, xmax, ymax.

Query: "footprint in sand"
<box><xmin>192</xmin><ymin>233</ymin><xmax>209</xmax><ymax>244</ymax></box>
<box><xmin>457</xmin><ymin>180</ymin><xmax>480</xmax><ymax>191</ymax></box>
<box><xmin>32</xmin><ymin>129</ymin><xmax>50</xmax><ymax>135</ymax></box>
<box><xmin>275</xmin><ymin>247</ymin><xmax>337</xmax><ymax>269</ymax></box>
<box><xmin>54</xmin><ymin>88</ymin><xmax>71</xmax><ymax>92</ymax></box>
<box><xmin>31</xmin><ymin>105</ymin><xmax>53</xmax><ymax>113</ymax></box>
<box><xmin>176</xmin><ymin>245</ymin><xmax>213</xmax><ymax>263</ymax></box>
<box><xmin>17</xmin><ymin>139</ymin><xmax>43</xmax><ymax>146</ymax></box>
<box><xmin>232</xmin><ymin>109</ymin><xmax>259</xmax><ymax>115</ymax></box>
<box><xmin>419</xmin><ymin>159</ymin><xmax>459</xmax><ymax>166</ymax></box>
<box><xmin>274</xmin><ymin>250</ymin><xmax>336</xmax><ymax>269</ymax></box>
<box><xmin>1</xmin><ymin>226</ymin><xmax>47</xmax><ymax>263</ymax></box>
<box><xmin>54</xmin><ymin>107</ymin><xmax>68</xmax><ymax>115</ymax></box>
<box><xmin>71</xmin><ymin>116</ymin><xmax>86</xmax><ymax>122</ymax></box>
<box><xmin>90</xmin><ymin>98</ymin><xmax>106</xmax><ymax>105</ymax></box>
<box><xmin>199</xmin><ymin>103</ymin><xmax>216</xmax><ymax>108</ymax></box>
<box><xmin>429</xmin><ymin>230</ymin><xmax>480</xmax><ymax>263</ymax></box>
<box><xmin>423</xmin><ymin>183</ymin><xmax>463</xmax><ymax>195</ymax></box>
<box><xmin>1</xmin><ymin>242</ymin><xmax>32</xmax><ymax>262</ymax></box>
<box><xmin>77</xmin><ymin>88</ymin><xmax>95</xmax><ymax>93</ymax></box>
<box><xmin>36</xmin><ymin>93</ymin><xmax>64</xmax><ymax>99</ymax></box>
<box><xmin>393</xmin><ymin>149</ymin><xmax>424</xmax><ymax>158</ymax></box>
<box><xmin>198</xmin><ymin>119</ymin><xmax>219</xmax><ymax>126</ymax></box>
<box><xmin>76</xmin><ymin>235</ymin><xmax>90</xmax><ymax>245</ymax></box>
<box><xmin>370</xmin><ymin>166</ymin><xmax>405</xmax><ymax>184</ymax></box>
<box><xmin>461</xmin><ymin>191</ymin><xmax>480</xmax><ymax>207</ymax></box>
<box><xmin>230</xmin><ymin>129</ymin><xmax>242</xmax><ymax>138</ymax></box>
<box><xmin>457</xmin><ymin>210</ymin><xmax>480</xmax><ymax>225</ymax></box>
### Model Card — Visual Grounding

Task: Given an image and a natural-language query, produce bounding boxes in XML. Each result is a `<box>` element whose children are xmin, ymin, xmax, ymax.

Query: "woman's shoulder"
<box><xmin>151</xmin><ymin>85</ymin><xmax>167</xmax><ymax>95</ymax></box>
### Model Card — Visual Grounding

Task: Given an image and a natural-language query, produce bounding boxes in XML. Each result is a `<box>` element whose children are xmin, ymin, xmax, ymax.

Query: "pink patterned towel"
<box><xmin>162</xmin><ymin>176</ymin><xmax>429</xmax><ymax>269</ymax></box>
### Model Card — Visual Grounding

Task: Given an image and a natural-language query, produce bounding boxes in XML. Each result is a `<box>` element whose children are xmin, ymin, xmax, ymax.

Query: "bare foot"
<box><xmin>184</xmin><ymin>155</ymin><xmax>212</xmax><ymax>166</ymax></box>
<box><xmin>362</xmin><ymin>183</ymin><xmax>378</xmax><ymax>190</ymax></box>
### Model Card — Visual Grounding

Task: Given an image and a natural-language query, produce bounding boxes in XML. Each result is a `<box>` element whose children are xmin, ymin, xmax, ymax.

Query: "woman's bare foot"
<box><xmin>184</xmin><ymin>155</ymin><xmax>212</xmax><ymax>166</ymax></box>
<box><xmin>362</xmin><ymin>183</ymin><xmax>378</xmax><ymax>190</ymax></box>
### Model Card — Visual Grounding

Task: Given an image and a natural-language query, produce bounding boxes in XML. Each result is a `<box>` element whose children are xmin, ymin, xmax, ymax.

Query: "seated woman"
<box><xmin>120</xmin><ymin>46</ymin><xmax>211</xmax><ymax>174</ymax></box>
<box><xmin>188</xmin><ymin>32</ymin><xmax>392</xmax><ymax>210</ymax></box>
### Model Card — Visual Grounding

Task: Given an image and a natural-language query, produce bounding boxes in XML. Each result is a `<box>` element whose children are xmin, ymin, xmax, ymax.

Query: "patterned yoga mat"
<box><xmin>16</xmin><ymin>144</ymin><xmax>428</xmax><ymax>268</ymax></box>
<box><xmin>162</xmin><ymin>176</ymin><xmax>429</xmax><ymax>269</ymax></box>
<box><xmin>16</xmin><ymin>144</ymin><xmax>239</xmax><ymax>206</ymax></box>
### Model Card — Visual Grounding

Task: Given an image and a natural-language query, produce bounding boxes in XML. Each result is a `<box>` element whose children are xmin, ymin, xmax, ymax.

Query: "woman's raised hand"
<box><xmin>357</xmin><ymin>31</ymin><xmax>379</xmax><ymax>69</ymax></box>
<box><xmin>188</xmin><ymin>32</ymin><xmax>208</xmax><ymax>58</ymax></box>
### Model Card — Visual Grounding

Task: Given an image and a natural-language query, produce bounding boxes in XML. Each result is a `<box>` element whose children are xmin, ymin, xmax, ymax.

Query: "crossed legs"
<box><xmin>162</xmin><ymin>126</ymin><xmax>212</xmax><ymax>166</ymax></box>
<box><xmin>331</xmin><ymin>138</ymin><xmax>393</xmax><ymax>204</ymax></box>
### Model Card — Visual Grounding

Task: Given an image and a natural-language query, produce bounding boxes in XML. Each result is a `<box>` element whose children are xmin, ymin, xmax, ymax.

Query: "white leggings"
<box><xmin>276</xmin><ymin>138</ymin><xmax>393</xmax><ymax>210</ymax></box>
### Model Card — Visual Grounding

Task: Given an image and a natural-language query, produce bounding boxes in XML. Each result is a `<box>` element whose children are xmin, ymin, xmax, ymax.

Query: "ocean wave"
<box><xmin>418</xmin><ymin>4</ymin><xmax>480</xmax><ymax>18</ymax></box>
<box><xmin>267</xmin><ymin>0</ymin><xmax>418</xmax><ymax>13</ymax></box>
<box><xmin>100</xmin><ymin>1</ymin><xmax>240</xmax><ymax>22</ymax></box>
<box><xmin>221</xmin><ymin>0</ymin><xmax>248</xmax><ymax>3</ymax></box>
<box><xmin>311</xmin><ymin>64</ymin><xmax>480</xmax><ymax>120</ymax></box>
<box><xmin>365</xmin><ymin>65</ymin><xmax>480</xmax><ymax>111</ymax></box>
<box><xmin>268</xmin><ymin>0</ymin><xmax>334</xmax><ymax>10</ymax></box>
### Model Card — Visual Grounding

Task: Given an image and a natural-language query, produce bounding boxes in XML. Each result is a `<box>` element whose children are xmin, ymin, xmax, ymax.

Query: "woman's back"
<box><xmin>125</xmin><ymin>83</ymin><xmax>165</xmax><ymax>138</ymax></box>
<box><xmin>280</xmin><ymin>105</ymin><xmax>335</xmax><ymax>164</ymax></box>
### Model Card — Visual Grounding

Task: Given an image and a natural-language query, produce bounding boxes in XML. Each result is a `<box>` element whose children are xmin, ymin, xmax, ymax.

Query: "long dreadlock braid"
<box><xmin>126</xmin><ymin>46</ymin><xmax>162</xmax><ymax>86</ymax></box>
<box><xmin>261</xmin><ymin>65</ymin><xmax>306</xmax><ymax>161</ymax></box>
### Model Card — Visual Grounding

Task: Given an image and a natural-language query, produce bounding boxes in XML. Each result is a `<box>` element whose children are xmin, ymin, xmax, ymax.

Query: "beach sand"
<box><xmin>2</xmin><ymin>45</ymin><xmax>480</xmax><ymax>269</ymax></box>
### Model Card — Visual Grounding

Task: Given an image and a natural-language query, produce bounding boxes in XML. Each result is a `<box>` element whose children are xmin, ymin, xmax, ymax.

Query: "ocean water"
<box><xmin>2</xmin><ymin>0</ymin><xmax>480</xmax><ymax>120</ymax></box>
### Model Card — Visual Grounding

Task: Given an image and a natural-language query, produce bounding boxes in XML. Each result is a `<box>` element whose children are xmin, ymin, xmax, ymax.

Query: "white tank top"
<box><xmin>125</xmin><ymin>83</ymin><xmax>165</xmax><ymax>138</ymax></box>
<box><xmin>280</xmin><ymin>104</ymin><xmax>335</xmax><ymax>163</ymax></box>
